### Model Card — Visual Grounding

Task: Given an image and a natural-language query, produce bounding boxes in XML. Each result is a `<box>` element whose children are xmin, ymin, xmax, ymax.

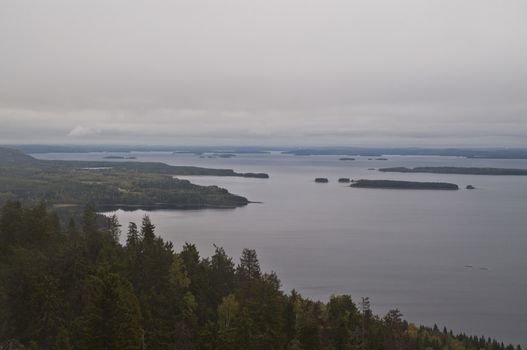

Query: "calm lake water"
<box><xmin>35</xmin><ymin>152</ymin><xmax>527</xmax><ymax>346</ymax></box>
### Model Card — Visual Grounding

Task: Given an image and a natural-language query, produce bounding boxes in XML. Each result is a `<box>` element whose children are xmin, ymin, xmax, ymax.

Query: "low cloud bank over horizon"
<box><xmin>1</xmin><ymin>0</ymin><xmax>526</xmax><ymax>146</ymax></box>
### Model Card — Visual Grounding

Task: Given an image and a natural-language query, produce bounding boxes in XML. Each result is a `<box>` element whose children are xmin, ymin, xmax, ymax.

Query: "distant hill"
<box><xmin>0</xmin><ymin>147</ymin><xmax>38</xmax><ymax>165</ymax></box>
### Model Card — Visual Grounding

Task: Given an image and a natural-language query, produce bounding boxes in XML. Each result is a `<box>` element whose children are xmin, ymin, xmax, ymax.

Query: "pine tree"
<box><xmin>126</xmin><ymin>222</ymin><xmax>140</xmax><ymax>247</ymax></box>
<box><xmin>140</xmin><ymin>215</ymin><xmax>155</xmax><ymax>242</ymax></box>
<box><xmin>237</xmin><ymin>249</ymin><xmax>261</xmax><ymax>281</ymax></box>
<box><xmin>106</xmin><ymin>214</ymin><xmax>121</xmax><ymax>243</ymax></box>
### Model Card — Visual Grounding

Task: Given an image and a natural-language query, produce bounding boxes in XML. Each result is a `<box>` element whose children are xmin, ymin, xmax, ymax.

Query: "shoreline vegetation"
<box><xmin>0</xmin><ymin>148</ymin><xmax>269</xmax><ymax>211</ymax></box>
<box><xmin>350</xmin><ymin>179</ymin><xmax>459</xmax><ymax>190</ymax></box>
<box><xmin>0</xmin><ymin>203</ymin><xmax>523</xmax><ymax>350</ymax></box>
<box><xmin>379</xmin><ymin>166</ymin><xmax>527</xmax><ymax>175</ymax></box>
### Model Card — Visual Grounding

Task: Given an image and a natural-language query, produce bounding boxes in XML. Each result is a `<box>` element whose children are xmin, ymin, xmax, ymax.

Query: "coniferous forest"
<box><xmin>0</xmin><ymin>202</ymin><xmax>522</xmax><ymax>350</ymax></box>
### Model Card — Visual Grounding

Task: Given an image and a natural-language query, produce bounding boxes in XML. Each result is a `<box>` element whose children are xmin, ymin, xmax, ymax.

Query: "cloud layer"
<box><xmin>1</xmin><ymin>0</ymin><xmax>526</xmax><ymax>146</ymax></box>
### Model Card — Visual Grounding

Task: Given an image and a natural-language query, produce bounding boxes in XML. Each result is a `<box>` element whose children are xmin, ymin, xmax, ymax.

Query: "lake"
<box><xmin>34</xmin><ymin>151</ymin><xmax>527</xmax><ymax>346</ymax></box>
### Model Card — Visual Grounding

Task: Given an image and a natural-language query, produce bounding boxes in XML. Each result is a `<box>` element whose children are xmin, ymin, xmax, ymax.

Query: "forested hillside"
<box><xmin>0</xmin><ymin>202</ymin><xmax>522</xmax><ymax>350</ymax></box>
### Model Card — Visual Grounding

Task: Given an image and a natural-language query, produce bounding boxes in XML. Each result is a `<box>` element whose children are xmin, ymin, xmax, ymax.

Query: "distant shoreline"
<box><xmin>5</xmin><ymin>144</ymin><xmax>527</xmax><ymax>159</ymax></box>
<box><xmin>379</xmin><ymin>166</ymin><xmax>527</xmax><ymax>175</ymax></box>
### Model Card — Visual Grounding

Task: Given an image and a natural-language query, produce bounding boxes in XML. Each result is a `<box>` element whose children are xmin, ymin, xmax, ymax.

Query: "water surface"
<box><xmin>35</xmin><ymin>152</ymin><xmax>527</xmax><ymax>346</ymax></box>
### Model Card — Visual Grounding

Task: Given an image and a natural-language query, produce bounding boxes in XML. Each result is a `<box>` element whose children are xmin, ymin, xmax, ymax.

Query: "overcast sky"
<box><xmin>1</xmin><ymin>0</ymin><xmax>526</xmax><ymax>146</ymax></box>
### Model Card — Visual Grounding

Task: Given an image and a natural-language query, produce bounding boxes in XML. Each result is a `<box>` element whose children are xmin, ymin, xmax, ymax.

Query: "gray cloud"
<box><xmin>0</xmin><ymin>0</ymin><xmax>526</xmax><ymax>146</ymax></box>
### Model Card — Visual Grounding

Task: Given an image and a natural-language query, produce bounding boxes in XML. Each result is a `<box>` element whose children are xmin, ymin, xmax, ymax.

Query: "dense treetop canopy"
<box><xmin>0</xmin><ymin>202</ymin><xmax>522</xmax><ymax>350</ymax></box>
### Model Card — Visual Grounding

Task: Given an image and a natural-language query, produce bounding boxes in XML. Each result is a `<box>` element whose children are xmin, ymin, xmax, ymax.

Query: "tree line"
<box><xmin>0</xmin><ymin>202</ymin><xmax>523</xmax><ymax>350</ymax></box>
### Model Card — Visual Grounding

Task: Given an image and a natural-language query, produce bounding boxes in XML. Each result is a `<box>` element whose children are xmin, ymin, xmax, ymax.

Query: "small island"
<box><xmin>379</xmin><ymin>166</ymin><xmax>527</xmax><ymax>175</ymax></box>
<box><xmin>212</xmin><ymin>153</ymin><xmax>237</xmax><ymax>158</ymax></box>
<box><xmin>315</xmin><ymin>178</ymin><xmax>329</xmax><ymax>183</ymax></box>
<box><xmin>103</xmin><ymin>155</ymin><xmax>137</xmax><ymax>159</ymax></box>
<box><xmin>375</xmin><ymin>158</ymin><xmax>388</xmax><ymax>160</ymax></box>
<box><xmin>242</xmin><ymin>172</ymin><xmax>269</xmax><ymax>178</ymax></box>
<box><xmin>350</xmin><ymin>179</ymin><xmax>459</xmax><ymax>190</ymax></box>
<box><xmin>338</xmin><ymin>178</ymin><xmax>350</xmax><ymax>183</ymax></box>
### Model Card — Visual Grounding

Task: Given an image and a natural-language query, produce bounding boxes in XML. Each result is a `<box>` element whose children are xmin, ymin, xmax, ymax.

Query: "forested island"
<box><xmin>350</xmin><ymin>180</ymin><xmax>459</xmax><ymax>190</ymax></box>
<box><xmin>212</xmin><ymin>153</ymin><xmax>237</xmax><ymax>158</ymax></box>
<box><xmin>0</xmin><ymin>202</ymin><xmax>523</xmax><ymax>350</ymax></box>
<box><xmin>0</xmin><ymin>148</ymin><xmax>269</xmax><ymax>210</ymax></box>
<box><xmin>240</xmin><ymin>172</ymin><xmax>269</xmax><ymax>178</ymax></box>
<box><xmin>103</xmin><ymin>155</ymin><xmax>137</xmax><ymax>159</ymax></box>
<box><xmin>379</xmin><ymin>167</ymin><xmax>527</xmax><ymax>175</ymax></box>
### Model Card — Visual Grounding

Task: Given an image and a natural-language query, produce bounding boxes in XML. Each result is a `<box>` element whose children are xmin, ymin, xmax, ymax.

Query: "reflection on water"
<box><xmin>36</xmin><ymin>152</ymin><xmax>527</xmax><ymax>346</ymax></box>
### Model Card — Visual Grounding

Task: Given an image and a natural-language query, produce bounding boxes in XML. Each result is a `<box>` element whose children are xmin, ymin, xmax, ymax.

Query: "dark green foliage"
<box><xmin>126</xmin><ymin>221</ymin><xmax>140</xmax><ymax>246</ymax></box>
<box><xmin>237</xmin><ymin>248</ymin><xmax>261</xmax><ymax>281</ymax></box>
<box><xmin>140</xmin><ymin>215</ymin><xmax>156</xmax><ymax>242</ymax></box>
<box><xmin>72</xmin><ymin>269</ymin><xmax>142</xmax><ymax>350</ymax></box>
<box><xmin>0</xmin><ymin>202</ymin><xmax>523</xmax><ymax>350</ymax></box>
<box><xmin>327</xmin><ymin>295</ymin><xmax>360</xmax><ymax>349</ymax></box>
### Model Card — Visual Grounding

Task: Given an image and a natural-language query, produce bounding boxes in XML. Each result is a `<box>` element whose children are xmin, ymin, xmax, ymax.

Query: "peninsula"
<box><xmin>0</xmin><ymin>148</ymin><xmax>269</xmax><ymax>210</ymax></box>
